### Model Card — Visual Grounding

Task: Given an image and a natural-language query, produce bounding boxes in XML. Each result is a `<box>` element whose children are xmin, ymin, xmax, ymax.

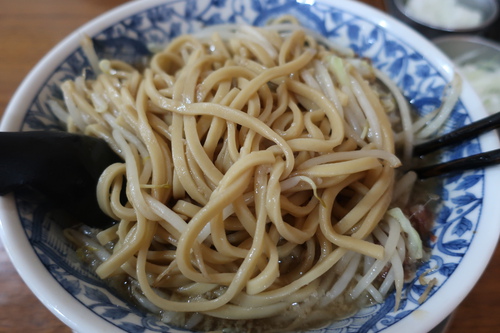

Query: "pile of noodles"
<box><xmin>52</xmin><ymin>22</ymin><xmax>455</xmax><ymax>332</ymax></box>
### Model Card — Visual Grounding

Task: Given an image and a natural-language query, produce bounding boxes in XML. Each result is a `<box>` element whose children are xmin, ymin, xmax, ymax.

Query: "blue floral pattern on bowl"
<box><xmin>15</xmin><ymin>0</ymin><xmax>483</xmax><ymax>332</ymax></box>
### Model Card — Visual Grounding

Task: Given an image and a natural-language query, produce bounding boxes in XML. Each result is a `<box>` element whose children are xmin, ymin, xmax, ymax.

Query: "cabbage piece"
<box><xmin>387</xmin><ymin>207</ymin><xmax>423</xmax><ymax>260</ymax></box>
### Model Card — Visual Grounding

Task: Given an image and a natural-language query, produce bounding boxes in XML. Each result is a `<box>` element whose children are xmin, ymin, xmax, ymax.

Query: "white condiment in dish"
<box><xmin>405</xmin><ymin>0</ymin><xmax>483</xmax><ymax>29</ymax></box>
<box><xmin>457</xmin><ymin>56</ymin><xmax>500</xmax><ymax>114</ymax></box>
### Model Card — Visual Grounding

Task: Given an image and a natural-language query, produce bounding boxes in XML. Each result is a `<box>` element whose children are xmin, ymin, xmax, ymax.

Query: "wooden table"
<box><xmin>0</xmin><ymin>0</ymin><xmax>498</xmax><ymax>332</ymax></box>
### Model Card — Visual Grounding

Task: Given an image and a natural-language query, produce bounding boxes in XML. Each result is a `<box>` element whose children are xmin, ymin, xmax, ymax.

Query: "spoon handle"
<box><xmin>0</xmin><ymin>131</ymin><xmax>122</xmax><ymax>228</ymax></box>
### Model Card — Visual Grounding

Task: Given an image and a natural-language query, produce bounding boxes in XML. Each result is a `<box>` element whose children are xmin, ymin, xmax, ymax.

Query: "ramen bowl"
<box><xmin>1</xmin><ymin>0</ymin><xmax>500</xmax><ymax>332</ymax></box>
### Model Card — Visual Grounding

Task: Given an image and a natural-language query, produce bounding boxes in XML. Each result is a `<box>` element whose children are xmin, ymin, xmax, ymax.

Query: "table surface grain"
<box><xmin>0</xmin><ymin>0</ymin><xmax>499</xmax><ymax>332</ymax></box>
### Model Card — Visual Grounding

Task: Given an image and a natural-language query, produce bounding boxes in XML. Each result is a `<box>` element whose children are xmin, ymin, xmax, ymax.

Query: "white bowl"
<box><xmin>433</xmin><ymin>35</ymin><xmax>500</xmax><ymax>114</ymax></box>
<box><xmin>1</xmin><ymin>0</ymin><xmax>500</xmax><ymax>332</ymax></box>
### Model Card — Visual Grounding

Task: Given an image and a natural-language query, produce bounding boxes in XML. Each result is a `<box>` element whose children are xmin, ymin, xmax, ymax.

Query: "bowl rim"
<box><xmin>1</xmin><ymin>0</ymin><xmax>500</xmax><ymax>332</ymax></box>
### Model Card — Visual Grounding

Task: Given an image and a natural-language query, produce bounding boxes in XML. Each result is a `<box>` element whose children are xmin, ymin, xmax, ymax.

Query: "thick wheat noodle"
<box><xmin>57</xmin><ymin>24</ymin><xmax>430</xmax><ymax>331</ymax></box>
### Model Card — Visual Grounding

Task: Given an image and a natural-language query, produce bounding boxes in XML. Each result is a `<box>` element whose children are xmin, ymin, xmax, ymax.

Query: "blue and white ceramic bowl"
<box><xmin>1</xmin><ymin>0</ymin><xmax>500</xmax><ymax>332</ymax></box>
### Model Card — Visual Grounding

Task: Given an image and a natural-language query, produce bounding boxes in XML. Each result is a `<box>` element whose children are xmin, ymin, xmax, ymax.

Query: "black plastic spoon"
<box><xmin>0</xmin><ymin>131</ymin><xmax>122</xmax><ymax>228</ymax></box>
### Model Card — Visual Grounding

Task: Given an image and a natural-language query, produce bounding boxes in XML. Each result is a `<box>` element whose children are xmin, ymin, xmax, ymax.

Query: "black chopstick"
<box><xmin>413</xmin><ymin>111</ymin><xmax>500</xmax><ymax>157</ymax></box>
<box><xmin>413</xmin><ymin>148</ymin><xmax>500</xmax><ymax>179</ymax></box>
<box><xmin>411</xmin><ymin>112</ymin><xmax>500</xmax><ymax>178</ymax></box>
